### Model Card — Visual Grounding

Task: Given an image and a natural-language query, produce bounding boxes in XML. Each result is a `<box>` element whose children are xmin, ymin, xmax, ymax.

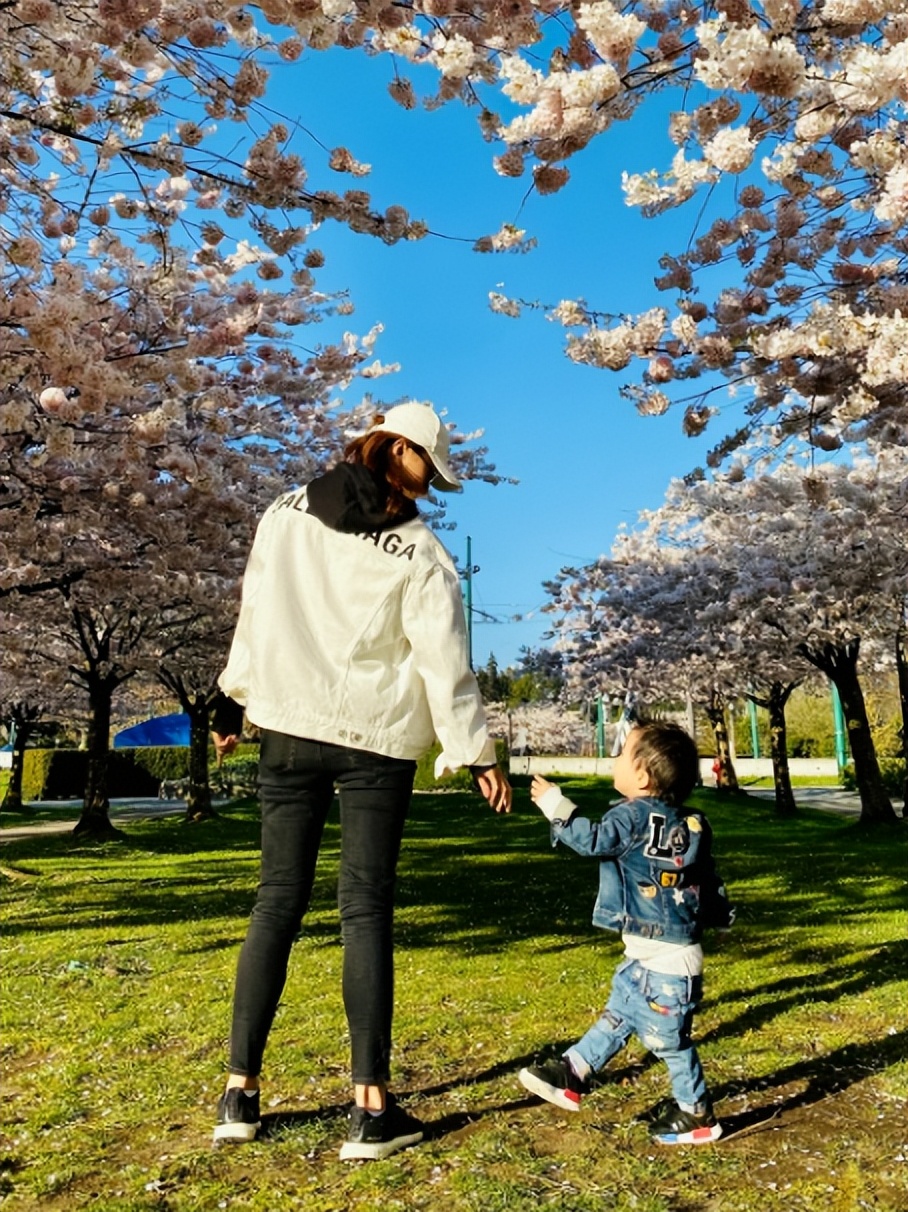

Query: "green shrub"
<box><xmin>124</xmin><ymin>747</ymin><xmax>191</xmax><ymax>782</ymax></box>
<box><xmin>108</xmin><ymin>752</ymin><xmax>161</xmax><ymax>796</ymax></box>
<box><xmin>210</xmin><ymin>751</ymin><xmax>260</xmax><ymax>796</ymax></box>
<box><xmin>414</xmin><ymin>739</ymin><xmax>509</xmax><ymax>791</ymax></box>
<box><xmin>23</xmin><ymin>748</ymin><xmax>172</xmax><ymax>800</ymax></box>
<box><xmin>842</xmin><ymin>757</ymin><xmax>906</xmax><ymax>797</ymax></box>
<box><xmin>22</xmin><ymin>750</ymin><xmax>87</xmax><ymax>800</ymax></box>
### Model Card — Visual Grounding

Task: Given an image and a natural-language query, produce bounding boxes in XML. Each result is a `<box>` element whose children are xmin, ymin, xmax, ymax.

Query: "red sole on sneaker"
<box><xmin>518</xmin><ymin>1067</ymin><xmax>582</xmax><ymax>1112</ymax></box>
<box><xmin>654</xmin><ymin>1122</ymin><xmax>723</xmax><ymax>1145</ymax></box>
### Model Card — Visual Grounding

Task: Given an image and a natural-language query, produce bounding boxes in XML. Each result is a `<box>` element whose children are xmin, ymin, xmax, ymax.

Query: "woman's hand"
<box><xmin>473</xmin><ymin>765</ymin><xmax>512</xmax><ymax>813</ymax></box>
<box><xmin>212</xmin><ymin>732</ymin><xmax>239</xmax><ymax>767</ymax></box>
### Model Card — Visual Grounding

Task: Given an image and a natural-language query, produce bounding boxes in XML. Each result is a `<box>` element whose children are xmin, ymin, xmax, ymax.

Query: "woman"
<box><xmin>211</xmin><ymin>402</ymin><xmax>511</xmax><ymax>1160</ymax></box>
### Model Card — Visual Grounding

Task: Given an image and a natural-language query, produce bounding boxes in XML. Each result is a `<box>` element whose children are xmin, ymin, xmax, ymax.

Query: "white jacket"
<box><xmin>219</xmin><ymin>482</ymin><xmax>497</xmax><ymax>776</ymax></box>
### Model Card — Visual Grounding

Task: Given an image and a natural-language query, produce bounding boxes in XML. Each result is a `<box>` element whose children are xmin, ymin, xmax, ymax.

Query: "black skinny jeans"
<box><xmin>228</xmin><ymin>730</ymin><xmax>415</xmax><ymax>1085</ymax></box>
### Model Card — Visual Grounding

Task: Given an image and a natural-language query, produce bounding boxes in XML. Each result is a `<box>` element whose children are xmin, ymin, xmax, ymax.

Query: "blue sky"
<box><xmin>265</xmin><ymin>48</ymin><xmax>737</xmax><ymax>668</ymax></box>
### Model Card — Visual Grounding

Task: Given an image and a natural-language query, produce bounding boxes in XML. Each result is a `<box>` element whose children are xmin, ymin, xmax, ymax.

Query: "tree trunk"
<box><xmin>764</xmin><ymin>682</ymin><xmax>797</xmax><ymax>818</ymax></box>
<box><xmin>1</xmin><ymin>717</ymin><xmax>34</xmax><ymax>815</ymax></box>
<box><xmin>704</xmin><ymin>690</ymin><xmax>738</xmax><ymax>793</ymax></box>
<box><xmin>797</xmin><ymin>637</ymin><xmax>897</xmax><ymax>826</ymax></box>
<box><xmin>73</xmin><ymin>676</ymin><xmax>124</xmax><ymax>840</ymax></box>
<box><xmin>896</xmin><ymin>624</ymin><xmax>908</xmax><ymax>818</ymax></box>
<box><xmin>185</xmin><ymin>694</ymin><xmax>216</xmax><ymax>821</ymax></box>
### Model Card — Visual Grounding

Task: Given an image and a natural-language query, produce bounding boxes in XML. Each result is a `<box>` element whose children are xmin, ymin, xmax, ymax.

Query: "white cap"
<box><xmin>367</xmin><ymin>402</ymin><xmax>461</xmax><ymax>492</ymax></box>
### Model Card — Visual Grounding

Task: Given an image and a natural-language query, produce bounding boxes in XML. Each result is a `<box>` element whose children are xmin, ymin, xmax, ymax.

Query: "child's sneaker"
<box><xmin>339</xmin><ymin>1094</ymin><xmax>424</xmax><ymax>1161</ymax></box>
<box><xmin>518</xmin><ymin>1057</ymin><xmax>588</xmax><ymax>1111</ymax></box>
<box><xmin>649</xmin><ymin>1099</ymin><xmax>722</xmax><ymax>1145</ymax></box>
<box><xmin>212</xmin><ymin>1088</ymin><xmax>261</xmax><ymax>1143</ymax></box>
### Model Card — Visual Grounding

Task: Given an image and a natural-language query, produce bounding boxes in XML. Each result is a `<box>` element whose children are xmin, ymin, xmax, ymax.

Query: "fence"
<box><xmin>509</xmin><ymin>756</ymin><xmax>839</xmax><ymax>779</ymax></box>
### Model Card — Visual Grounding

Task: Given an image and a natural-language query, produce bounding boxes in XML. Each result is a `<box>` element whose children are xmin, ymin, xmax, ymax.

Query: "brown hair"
<box><xmin>343</xmin><ymin>424</ymin><xmax>429</xmax><ymax>516</ymax></box>
<box><xmin>631</xmin><ymin>721</ymin><xmax>699</xmax><ymax>807</ymax></box>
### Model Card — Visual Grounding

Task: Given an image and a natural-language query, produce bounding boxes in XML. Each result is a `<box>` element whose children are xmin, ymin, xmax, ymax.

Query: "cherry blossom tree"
<box><xmin>477</xmin><ymin>5</ymin><xmax>908</xmax><ymax>461</ymax></box>
<box><xmin>545</xmin><ymin>448</ymin><xmax>905</xmax><ymax>823</ymax></box>
<box><xmin>2</xmin><ymin>0</ymin><xmax>511</xmax><ymax>604</ymax></box>
<box><xmin>2</xmin><ymin>1</ymin><xmax>509</xmax><ymax>839</ymax></box>
<box><xmin>4</xmin><ymin>2</ymin><xmax>907</xmax><ymax>473</ymax></box>
<box><xmin>0</xmin><ymin>644</ymin><xmax>70</xmax><ymax>814</ymax></box>
<box><xmin>698</xmin><ymin>453</ymin><xmax>904</xmax><ymax>824</ymax></box>
<box><xmin>0</xmin><ymin>700</ymin><xmax>40</xmax><ymax>815</ymax></box>
<box><xmin>482</xmin><ymin>700</ymin><xmax>590</xmax><ymax>756</ymax></box>
<box><xmin>149</xmin><ymin>513</ymin><xmax>253</xmax><ymax>823</ymax></box>
<box><xmin>544</xmin><ymin>543</ymin><xmax>751</xmax><ymax>792</ymax></box>
<box><xmin>0</xmin><ymin>602</ymin><xmax>77</xmax><ymax>813</ymax></box>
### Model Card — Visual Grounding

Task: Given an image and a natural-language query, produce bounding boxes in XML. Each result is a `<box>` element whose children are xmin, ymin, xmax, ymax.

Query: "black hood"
<box><xmin>306</xmin><ymin>463</ymin><xmax>418</xmax><ymax>533</ymax></box>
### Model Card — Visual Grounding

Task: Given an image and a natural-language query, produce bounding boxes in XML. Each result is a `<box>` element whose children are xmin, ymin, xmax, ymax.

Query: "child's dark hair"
<box><xmin>631</xmin><ymin>721</ymin><xmax>699</xmax><ymax>806</ymax></box>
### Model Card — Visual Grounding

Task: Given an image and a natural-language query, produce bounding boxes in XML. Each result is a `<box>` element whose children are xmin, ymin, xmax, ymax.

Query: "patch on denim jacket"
<box><xmin>644</xmin><ymin>813</ymin><xmax>691</xmax><ymax>864</ymax></box>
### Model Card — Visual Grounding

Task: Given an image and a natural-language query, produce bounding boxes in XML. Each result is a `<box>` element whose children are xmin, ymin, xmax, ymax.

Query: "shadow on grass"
<box><xmin>258</xmin><ymin>1092</ymin><xmax>542</xmax><ymax>1145</ymax></box>
<box><xmin>705</xmin><ymin>936</ymin><xmax>906</xmax><ymax>1033</ymax></box>
<box><xmin>261</xmin><ymin>1024</ymin><xmax>908</xmax><ymax>1148</ymax></box>
<box><xmin>258</xmin><ymin>1100</ymin><xmax>347</xmax><ymax>1138</ymax></box>
<box><xmin>688</xmin><ymin>1026</ymin><xmax>908</xmax><ymax>1138</ymax></box>
<box><xmin>2</xmin><ymin>790</ymin><xmax>904</xmax><ymax>975</ymax></box>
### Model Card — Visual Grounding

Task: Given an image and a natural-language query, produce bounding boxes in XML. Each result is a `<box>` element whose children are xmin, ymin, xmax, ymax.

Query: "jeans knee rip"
<box><xmin>604</xmin><ymin>1010</ymin><xmax>623</xmax><ymax>1030</ymax></box>
<box><xmin>642</xmin><ymin>1030</ymin><xmax>667</xmax><ymax>1051</ymax></box>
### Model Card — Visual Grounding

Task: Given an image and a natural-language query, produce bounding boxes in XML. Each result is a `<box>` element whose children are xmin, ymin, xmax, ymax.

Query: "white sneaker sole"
<box><xmin>339</xmin><ymin>1129</ymin><xmax>424</xmax><ymax>1161</ymax></box>
<box><xmin>518</xmin><ymin>1067</ymin><xmax>582</xmax><ymax>1112</ymax></box>
<box><xmin>213</xmin><ymin>1120</ymin><xmax>260</xmax><ymax>1144</ymax></box>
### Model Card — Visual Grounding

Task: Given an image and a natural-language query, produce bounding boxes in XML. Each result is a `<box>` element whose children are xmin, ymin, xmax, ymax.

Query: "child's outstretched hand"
<box><xmin>530</xmin><ymin>775</ymin><xmax>570</xmax><ymax>822</ymax></box>
<box><xmin>530</xmin><ymin>774</ymin><xmax>555</xmax><ymax>806</ymax></box>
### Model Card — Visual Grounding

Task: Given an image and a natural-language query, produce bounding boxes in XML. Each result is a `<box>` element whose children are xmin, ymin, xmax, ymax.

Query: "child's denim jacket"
<box><xmin>550</xmin><ymin>795</ymin><xmax>733</xmax><ymax>944</ymax></box>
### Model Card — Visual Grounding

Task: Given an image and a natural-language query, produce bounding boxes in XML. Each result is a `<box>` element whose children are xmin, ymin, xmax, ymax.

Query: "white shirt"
<box><xmin>623</xmin><ymin>933</ymin><xmax>704</xmax><ymax>977</ymax></box>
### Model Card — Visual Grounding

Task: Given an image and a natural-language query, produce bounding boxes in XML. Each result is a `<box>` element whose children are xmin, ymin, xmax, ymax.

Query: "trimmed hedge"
<box><xmin>21</xmin><ymin>744</ymin><xmax>261</xmax><ymax>801</ymax></box>
<box><xmin>22</xmin><ymin>749</ymin><xmax>86</xmax><ymax>801</ymax></box>
<box><xmin>22</xmin><ymin>749</ymin><xmax>159</xmax><ymax>800</ymax></box>
<box><xmin>20</xmin><ymin>739</ymin><xmax>507</xmax><ymax>801</ymax></box>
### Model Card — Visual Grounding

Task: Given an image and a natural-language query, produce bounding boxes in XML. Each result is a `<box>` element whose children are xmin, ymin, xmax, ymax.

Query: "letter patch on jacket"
<box><xmin>645</xmin><ymin>814</ymin><xmax>691</xmax><ymax>866</ymax></box>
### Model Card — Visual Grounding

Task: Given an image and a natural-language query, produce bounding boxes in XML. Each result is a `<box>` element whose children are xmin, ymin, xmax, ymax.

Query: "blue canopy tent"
<box><xmin>113</xmin><ymin>713</ymin><xmax>191</xmax><ymax>748</ymax></box>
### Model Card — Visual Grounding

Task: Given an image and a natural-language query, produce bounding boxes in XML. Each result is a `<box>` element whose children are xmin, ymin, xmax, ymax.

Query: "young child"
<box><xmin>520</xmin><ymin>720</ymin><xmax>733</xmax><ymax>1145</ymax></box>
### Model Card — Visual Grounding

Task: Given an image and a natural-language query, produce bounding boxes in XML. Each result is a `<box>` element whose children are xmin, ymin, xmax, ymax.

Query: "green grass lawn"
<box><xmin>735</xmin><ymin>775</ymin><xmax>843</xmax><ymax>789</ymax></box>
<box><xmin>1</xmin><ymin>781</ymin><xmax>906</xmax><ymax>1212</ymax></box>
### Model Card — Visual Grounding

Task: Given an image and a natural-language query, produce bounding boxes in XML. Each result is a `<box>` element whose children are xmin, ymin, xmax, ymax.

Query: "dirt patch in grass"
<box><xmin>10</xmin><ymin>1064</ymin><xmax>905</xmax><ymax>1212</ymax></box>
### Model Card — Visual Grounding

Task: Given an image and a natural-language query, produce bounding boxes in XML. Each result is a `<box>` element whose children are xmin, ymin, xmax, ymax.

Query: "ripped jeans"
<box><xmin>566</xmin><ymin>957</ymin><xmax>708</xmax><ymax>1109</ymax></box>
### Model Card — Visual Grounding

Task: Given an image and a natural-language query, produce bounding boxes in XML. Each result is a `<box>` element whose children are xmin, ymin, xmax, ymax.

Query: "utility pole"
<box><xmin>747</xmin><ymin>696</ymin><xmax>760</xmax><ymax>759</ymax></box>
<box><xmin>831</xmin><ymin>683</ymin><xmax>848</xmax><ymax>771</ymax></box>
<box><xmin>463</xmin><ymin>536</ymin><xmax>477</xmax><ymax>669</ymax></box>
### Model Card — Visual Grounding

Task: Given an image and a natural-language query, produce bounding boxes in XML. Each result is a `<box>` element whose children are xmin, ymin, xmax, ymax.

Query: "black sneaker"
<box><xmin>518</xmin><ymin>1057</ymin><xmax>588</xmax><ymax>1112</ymax></box>
<box><xmin>212</xmin><ymin>1088</ymin><xmax>261</xmax><ymax>1144</ymax></box>
<box><xmin>649</xmin><ymin>1099</ymin><xmax>722</xmax><ymax>1145</ymax></box>
<box><xmin>339</xmin><ymin>1094</ymin><xmax>424</xmax><ymax>1161</ymax></box>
